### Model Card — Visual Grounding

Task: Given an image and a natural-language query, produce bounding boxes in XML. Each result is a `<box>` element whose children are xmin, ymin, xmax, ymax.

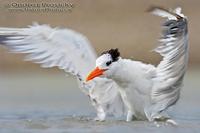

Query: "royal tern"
<box><xmin>86</xmin><ymin>7</ymin><xmax>188</xmax><ymax>123</ymax></box>
<box><xmin>0</xmin><ymin>6</ymin><xmax>188</xmax><ymax>123</ymax></box>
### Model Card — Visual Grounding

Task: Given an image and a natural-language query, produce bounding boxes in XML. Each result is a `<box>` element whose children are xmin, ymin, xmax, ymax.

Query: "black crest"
<box><xmin>101</xmin><ymin>48</ymin><xmax>120</xmax><ymax>62</ymax></box>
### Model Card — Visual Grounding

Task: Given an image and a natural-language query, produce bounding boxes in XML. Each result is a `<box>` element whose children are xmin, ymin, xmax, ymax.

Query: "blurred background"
<box><xmin>0</xmin><ymin>0</ymin><xmax>199</xmax><ymax>71</ymax></box>
<box><xmin>0</xmin><ymin>0</ymin><xmax>199</xmax><ymax>132</ymax></box>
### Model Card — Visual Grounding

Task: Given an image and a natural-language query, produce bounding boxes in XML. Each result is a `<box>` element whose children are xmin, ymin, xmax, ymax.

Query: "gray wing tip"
<box><xmin>147</xmin><ymin>6</ymin><xmax>183</xmax><ymax>20</ymax></box>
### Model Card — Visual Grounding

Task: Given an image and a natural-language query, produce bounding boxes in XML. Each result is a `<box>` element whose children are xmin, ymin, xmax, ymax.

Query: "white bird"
<box><xmin>0</xmin><ymin>6</ymin><xmax>188</xmax><ymax>123</ymax></box>
<box><xmin>86</xmin><ymin>6</ymin><xmax>188</xmax><ymax>123</ymax></box>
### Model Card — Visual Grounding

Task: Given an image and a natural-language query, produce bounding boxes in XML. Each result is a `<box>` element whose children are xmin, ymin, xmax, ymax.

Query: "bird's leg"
<box><xmin>126</xmin><ymin>110</ymin><xmax>135</xmax><ymax>122</ymax></box>
<box><xmin>94</xmin><ymin>105</ymin><xmax>106</xmax><ymax>122</ymax></box>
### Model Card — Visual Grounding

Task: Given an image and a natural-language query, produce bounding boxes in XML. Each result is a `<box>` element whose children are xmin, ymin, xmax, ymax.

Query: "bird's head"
<box><xmin>86</xmin><ymin>48</ymin><xmax>120</xmax><ymax>82</ymax></box>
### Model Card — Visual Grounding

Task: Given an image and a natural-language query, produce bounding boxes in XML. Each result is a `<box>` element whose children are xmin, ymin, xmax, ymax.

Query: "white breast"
<box><xmin>112</xmin><ymin>59</ymin><xmax>155</xmax><ymax>120</ymax></box>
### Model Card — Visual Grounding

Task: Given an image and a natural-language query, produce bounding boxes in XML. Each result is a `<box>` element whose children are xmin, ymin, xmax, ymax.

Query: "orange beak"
<box><xmin>86</xmin><ymin>67</ymin><xmax>105</xmax><ymax>82</ymax></box>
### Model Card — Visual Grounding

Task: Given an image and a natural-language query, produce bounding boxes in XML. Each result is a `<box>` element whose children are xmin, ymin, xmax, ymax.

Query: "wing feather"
<box><xmin>0</xmin><ymin>24</ymin><xmax>96</xmax><ymax>81</ymax></box>
<box><xmin>149</xmin><ymin>7</ymin><xmax>188</xmax><ymax>117</ymax></box>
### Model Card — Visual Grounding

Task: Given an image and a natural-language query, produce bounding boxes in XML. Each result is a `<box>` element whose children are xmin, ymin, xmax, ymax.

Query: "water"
<box><xmin>0</xmin><ymin>69</ymin><xmax>199</xmax><ymax>133</ymax></box>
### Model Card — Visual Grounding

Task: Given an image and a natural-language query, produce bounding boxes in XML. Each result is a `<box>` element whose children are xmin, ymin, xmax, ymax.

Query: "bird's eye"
<box><xmin>106</xmin><ymin>61</ymin><xmax>112</xmax><ymax>66</ymax></box>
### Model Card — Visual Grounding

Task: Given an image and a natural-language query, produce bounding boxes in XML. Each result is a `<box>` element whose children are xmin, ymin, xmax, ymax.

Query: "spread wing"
<box><xmin>0</xmin><ymin>23</ymin><xmax>125</xmax><ymax>116</ymax></box>
<box><xmin>0</xmin><ymin>23</ymin><xmax>96</xmax><ymax>81</ymax></box>
<box><xmin>149</xmin><ymin>7</ymin><xmax>188</xmax><ymax>117</ymax></box>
